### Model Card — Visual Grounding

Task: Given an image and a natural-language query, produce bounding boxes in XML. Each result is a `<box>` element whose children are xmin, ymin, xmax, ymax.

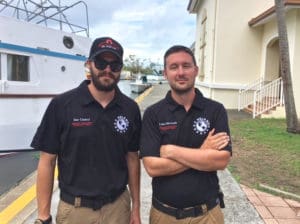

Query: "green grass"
<box><xmin>232</xmin><ymin>119</ymin><xmax>300</xmax><ymax>153</ymax></box>
<box><xmin>228</xmin><ymin>118</ymin><xmax>300</xmax><ymax>198</ymax></box>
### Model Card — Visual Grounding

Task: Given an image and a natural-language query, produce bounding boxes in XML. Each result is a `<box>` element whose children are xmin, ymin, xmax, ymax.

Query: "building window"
<box><xmin>7</xmin><ymin>54</ymin><xmax>29</xmax><ymax>81</ymax></box>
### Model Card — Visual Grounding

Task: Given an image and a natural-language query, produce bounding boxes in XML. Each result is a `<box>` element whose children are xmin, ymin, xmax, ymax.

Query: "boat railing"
<box><xmin>0</xmin><ymin>0</ymin><xmax>90</xmax><ymax>37</ymax></box>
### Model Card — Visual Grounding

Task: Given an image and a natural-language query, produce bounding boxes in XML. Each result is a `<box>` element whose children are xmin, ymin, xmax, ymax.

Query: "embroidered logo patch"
<box><xmin>193</xmin><ymin>117</ymin><xmax>210</xmax><ymax>135</ymax></box>
<box><xmin>114</xmin><ymin>115</ymin><xmax>129</xmax><ymax>133</ymax></box>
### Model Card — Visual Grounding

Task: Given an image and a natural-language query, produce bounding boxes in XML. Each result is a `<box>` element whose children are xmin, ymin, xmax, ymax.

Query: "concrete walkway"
<box><xmin>1</xmin><ymin>83</ymin><xmax>299</xmax><ymax>223</ymax></box>
<box><xmin>241</xmin><ymin>184</ymin><xmax>300</xmax><ymax>224</ymax></box>
<box><xmin>21</xmin><ymin>170</ymin><xmax>264</xmax><ymax>224</ymax></box>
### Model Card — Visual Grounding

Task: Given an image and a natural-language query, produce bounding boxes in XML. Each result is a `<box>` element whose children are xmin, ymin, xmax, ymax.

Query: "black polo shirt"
<box><xmin>31</xmin><ymin>80</ymin><xmax>141</xmax><ymax>198</ymax></box>
<box><xmin>140</xmin><ymin>88</ymin><xmax>232</xmax><ymax>208</ymax></box>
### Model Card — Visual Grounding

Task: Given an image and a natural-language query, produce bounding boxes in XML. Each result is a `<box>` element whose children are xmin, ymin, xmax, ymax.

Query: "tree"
<box><xmin>123</xmin><ymin>55</ymin><xmax>158</xmax><ymax>75</ymax></box>
<box><xmin>123</xmin><ymin>55</ymin><xmax>140</xmax><ymax>74</ymax></box>
<box><xmin>274</xmin><ymin>0</ymin><xmax>300</xmax><ymax>133</ymax></box>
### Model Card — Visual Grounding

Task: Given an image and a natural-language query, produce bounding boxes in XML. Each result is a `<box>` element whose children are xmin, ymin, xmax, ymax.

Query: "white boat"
<box><xmin>146</xmin><ymin>66</ymin><xmax>166</xmax><ymax>84</ymax></box>
<box><xmin>130</xmin><ymin>81</ymin><xmax>151</xmax><ymax>94</ymax></box>
<box><xmin>130</xmin><ymin>74</ymin><xmax>151</xmax><ymax>93</ymax></box>
<box><xmin>0</xmin><ymin>1</ymin><xmax>92</xmax><ymax>152</ymax></box>
<box><xmin>147</xmin><ymin>74</ymin><xmax>166</xmax><ymax>84</ymax></box>
<box><xmin>147</xmin><ymin>74</ymin><xmax>165</xmax><ymax>82</ymax></box>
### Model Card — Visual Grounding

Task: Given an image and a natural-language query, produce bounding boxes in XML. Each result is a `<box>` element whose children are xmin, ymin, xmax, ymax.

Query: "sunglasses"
<box><xmin>93</xmin><ymin>58</ymin><xmax>123</xmax><ymax>72</ymax></box>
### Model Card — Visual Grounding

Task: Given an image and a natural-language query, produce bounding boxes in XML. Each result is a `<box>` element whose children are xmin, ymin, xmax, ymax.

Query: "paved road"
<box><xmin>0</xmin><ymin>151</ymin><xmax>38</xmax><ymax>196</ymax></box>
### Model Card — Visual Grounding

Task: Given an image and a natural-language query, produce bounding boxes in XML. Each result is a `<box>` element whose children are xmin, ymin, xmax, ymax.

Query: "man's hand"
<box><xmin>200</xmin><ymin>129</ymin><xmax>230</xmax><ymax>150</ymax></box>
<box><xmin>160</xmin><ymin>144</ymin><xmax>174</xmax><ymax>158</ymax></box>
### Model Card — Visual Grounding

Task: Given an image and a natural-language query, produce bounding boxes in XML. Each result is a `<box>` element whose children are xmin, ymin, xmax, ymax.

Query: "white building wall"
<box><xmin>191</xmin><ymin>0</ymin><xmax>300</xmax><ymax>112</ymax></box>
<box><xmin>261</xmin><ymin>20</ymin><xmax>278</xmax><ymax>80</ymax></box>
<box><xmin>214</xmin><ymin>0</ymin><xmax>263</xmax><ymax>84</ymax></box>
<box><xmin>194</xmin><ymin>0</ymin><xmax>215</xmax><ymax>84</ymax></box>
<box><xmin>286</xmin><ymin>10</ymin><xmax>298</xmax><ymax>70</ymax></box>
<box><xmin>195</xmin><ymin>0</ymin><xmax>266</xmax><ymax>108</ymax></box>
<box><xmin>261</xmin><ymin>9</ymin><xmax>300</xmax><ymax>117</ymax></box>
<box><xmin>292</xmin><ymin>10</ymin><xmax>300</xmax><ymax>115</ymax></box>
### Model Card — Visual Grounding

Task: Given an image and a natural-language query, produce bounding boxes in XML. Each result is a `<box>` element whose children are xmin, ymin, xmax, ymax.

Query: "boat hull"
<box><xmin>130</xmin><ymin>83</ymin><xmax>151</xmax><ymax>93</ymax></box>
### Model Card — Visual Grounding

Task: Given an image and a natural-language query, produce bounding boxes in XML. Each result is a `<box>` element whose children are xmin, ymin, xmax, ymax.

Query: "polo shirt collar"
<box><xmin>165</xmin><ymin>88</ymin><xmax>205</xmax><ymax>111</ymax></box>
<box><xmin>78</xmin><ymin>80</ymin><xmax>123</xmax><ymax>107</ymax></box>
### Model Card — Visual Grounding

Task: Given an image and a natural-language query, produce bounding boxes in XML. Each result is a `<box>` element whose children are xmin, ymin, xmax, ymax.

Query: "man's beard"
<box><xmin>90</xmin><ymin>70</ymin><xmax>120</xmax><ymax>92</ymax></box>
<box><xmin>169</xmin><ymin>79</ymin><xmax>194</xmax><ymax>95</ymax></box>
<box><xmin>171</xmin><ymin>86</ymin><xmax>194</xmax><ymax>95</ymax></box>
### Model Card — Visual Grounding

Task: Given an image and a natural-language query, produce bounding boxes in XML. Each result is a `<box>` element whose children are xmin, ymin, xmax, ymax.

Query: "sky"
<box><xmin>73</xmin><ymin>0</ymin><xmax>196</xmax><ymax>64</ymax></box>
<box><xmin>1</xmin><ymin>0</ymin><xmax>196</xmax><ymax>64</ymax></box>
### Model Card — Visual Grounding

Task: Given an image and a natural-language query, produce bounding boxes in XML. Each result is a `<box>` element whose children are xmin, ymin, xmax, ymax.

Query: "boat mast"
<box><xmin>0</xmin><ymin>0</ymin><xmax>90</xmax><ymax>37</ymax></box>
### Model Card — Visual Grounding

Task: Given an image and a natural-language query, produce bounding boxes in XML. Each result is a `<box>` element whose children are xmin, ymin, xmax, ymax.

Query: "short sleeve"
<box><xmin>127</xmin><ymin>104</ymin><xmax>142</xmax><ymax>152</ymax></box>
<box><xmin>213</xmin><ymin>105</ymin><xmax>232</xmax><ymax>153</ymax></box>
<box><xmin>139</xmin><ymin>107</ymin><xmax>161</xmax><ymax>157</ymax></box>
<box><xmin>30</xmin><ymin>98</ymin><xmax>61</xmax><ymax>154</ymax></box>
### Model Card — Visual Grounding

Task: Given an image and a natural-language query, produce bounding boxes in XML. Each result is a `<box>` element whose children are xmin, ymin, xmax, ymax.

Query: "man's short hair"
<box><xmin>163</xmin><ymin>45</ymin><xmax>197</xmax><ymax>68</ymax></box>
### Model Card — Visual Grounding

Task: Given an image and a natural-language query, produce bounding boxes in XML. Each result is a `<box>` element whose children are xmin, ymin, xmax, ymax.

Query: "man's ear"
<box><xmin>84</xmin><ymin>61</ymin><xmax>92</xmax><ymax>79</ymax></box>
<box><xmin>194</xmin><ymin>66</ymin><xmax>199</xmax><ymax>78</ymax></box>
<box><xmin>85</xmin><ymin>60</ymin><xmax>92</xmax><ymax>69</ymax></box>
<box><xmin>163</xmin><ymin>69</ymin><xmax>168</xmax><ymax>79</ymax></box>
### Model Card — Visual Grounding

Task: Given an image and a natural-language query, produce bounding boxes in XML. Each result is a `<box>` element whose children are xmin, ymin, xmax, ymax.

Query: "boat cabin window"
<box><xmin>63</xmin><ymin>36</ymin><xmax>74</xmax><ymax>49</ymax></box>
<box><xmin>7</xmin><ymin>54</ymin><xmax>29</xmax><ymax>81</ymax></box>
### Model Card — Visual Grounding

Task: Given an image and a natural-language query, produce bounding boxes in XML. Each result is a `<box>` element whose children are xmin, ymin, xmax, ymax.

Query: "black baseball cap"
<box><xmin>88</xmin><ymin>37</ymin><xmax>123</xmax><ymax>62</ymax></box>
